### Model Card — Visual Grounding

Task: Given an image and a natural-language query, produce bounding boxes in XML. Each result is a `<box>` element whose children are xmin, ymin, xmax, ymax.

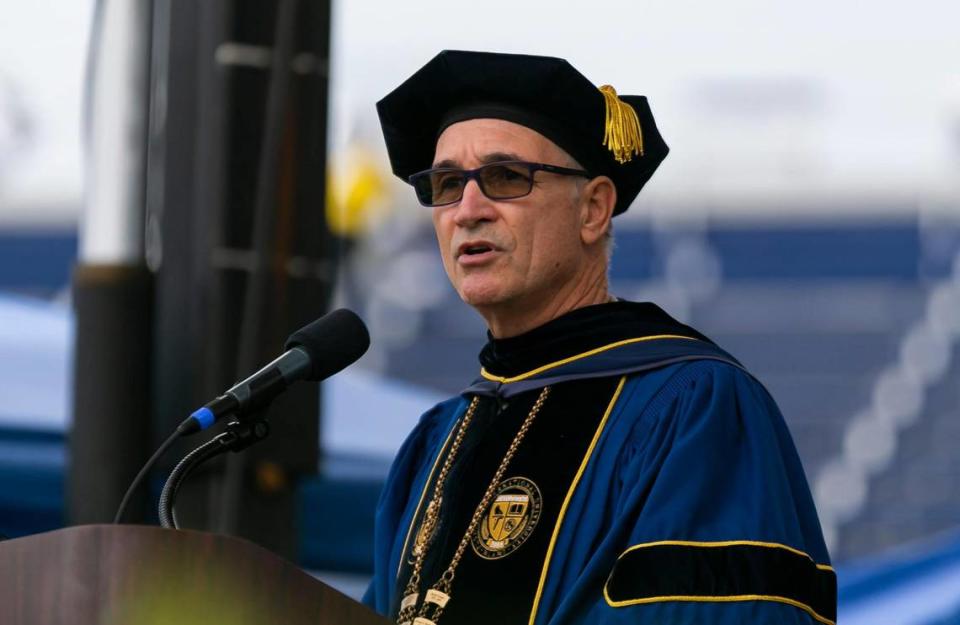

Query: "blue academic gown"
<box><xmin>363</xmin><ymin>334</ymin><xmax>836</xmax><ymax>625</ymax></box>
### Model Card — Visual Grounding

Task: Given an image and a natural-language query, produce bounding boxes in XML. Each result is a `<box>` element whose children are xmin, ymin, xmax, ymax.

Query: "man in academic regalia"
<box><xmin>363</xmin><ymin>50</ymin><xmax>836</xmax><ymax>625</ymax></box>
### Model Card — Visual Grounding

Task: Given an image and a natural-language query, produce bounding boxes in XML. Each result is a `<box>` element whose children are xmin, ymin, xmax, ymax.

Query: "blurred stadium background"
<box><xmin>1</xmin><ymin>1</ymin><xmax>958</xmax><ymax>622</ymax></box>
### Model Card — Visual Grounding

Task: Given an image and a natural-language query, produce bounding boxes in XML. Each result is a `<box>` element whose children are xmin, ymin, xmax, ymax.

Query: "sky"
<box><xmin>0</xmin><ymin>0</ymin><xmax>91</xmax><ymax>224</ymax></box>
<box><xmin>0</xmin><ymin>0</ymin><xmax>958</xmax><ymax>225</ymax></box>
<box><xmin>329</xmin><ymin>0</ymin><xmax>960</xmax><ymax>215</ymax></box>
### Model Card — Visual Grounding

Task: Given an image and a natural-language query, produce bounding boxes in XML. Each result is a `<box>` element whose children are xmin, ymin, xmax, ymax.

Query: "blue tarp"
<box><xmin>838</xmin><ymin>530</ymin><xmax>960</xmax><ymax>624</ymax></box>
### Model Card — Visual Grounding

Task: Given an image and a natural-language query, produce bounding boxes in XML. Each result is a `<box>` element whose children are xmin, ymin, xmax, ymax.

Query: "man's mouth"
<box><xmin>463</xmin><ymin>244</ymin><xmax>492</xmax><ymax>256</ymax></box>
<box><xmin>457</xmin><ymin>241</ymin><xmax>497</xmax><ymax>258</ymax></box>
<box><xmin>456</xmin><ymin>241</ymin><xmax>500</xmax><ymax>265</ymax></box>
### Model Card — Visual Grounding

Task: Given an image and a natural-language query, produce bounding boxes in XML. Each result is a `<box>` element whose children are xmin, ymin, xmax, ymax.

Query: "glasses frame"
<box><xmin>407</xmin><ymin>160</ymin><xmax>593</xmax><ymax>207</ymax></box>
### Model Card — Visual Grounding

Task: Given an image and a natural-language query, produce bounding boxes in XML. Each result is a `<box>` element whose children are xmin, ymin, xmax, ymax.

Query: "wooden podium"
<box><xmin>0</xmin><ymin>525</ymin><xmax>391</xmax><ymax>625</ymax></box>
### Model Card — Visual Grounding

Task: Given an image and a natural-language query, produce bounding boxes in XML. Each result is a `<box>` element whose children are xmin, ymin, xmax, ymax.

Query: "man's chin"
<box><xmin>458</xmin><ymin>291</ymin><xmax>505</xmax><ymax>310</ymax></box>
<box><xmin>456</xmin><ymin>282</ymin><xmax>512</xmax><ymax>310</ymax></box>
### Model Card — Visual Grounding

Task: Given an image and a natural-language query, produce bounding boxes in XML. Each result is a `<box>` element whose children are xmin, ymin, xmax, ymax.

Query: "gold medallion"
<box><xmin>471</xmin><ymin>476</ymin><xmax>542</xmax><ymax>560</ymax></box>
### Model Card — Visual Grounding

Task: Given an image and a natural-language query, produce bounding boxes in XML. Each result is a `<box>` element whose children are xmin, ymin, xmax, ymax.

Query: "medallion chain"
<box><xmin>396</xmin><ymin>386</ymin><xmax>551</xmax><ymax>625</ymax></box>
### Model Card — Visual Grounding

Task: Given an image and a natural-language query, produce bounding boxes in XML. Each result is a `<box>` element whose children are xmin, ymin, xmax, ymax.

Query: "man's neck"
<box><xmin>480</xmin><ymin>263</ymin><xmax>611</xmax><ymax>339</ymax></box>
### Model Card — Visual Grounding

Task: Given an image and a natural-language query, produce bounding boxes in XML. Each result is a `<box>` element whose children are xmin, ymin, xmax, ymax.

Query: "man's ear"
<box><xmin>579</xmin><ymin>176</ymin><xmax>616</xmax><ymax>246</ymax></box>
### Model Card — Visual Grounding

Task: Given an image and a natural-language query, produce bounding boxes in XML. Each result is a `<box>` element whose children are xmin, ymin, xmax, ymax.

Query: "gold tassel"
<box><xmin>599</xmin><ymin>85</ymin><xmax>644</xmax><ymax>163</ymax></box>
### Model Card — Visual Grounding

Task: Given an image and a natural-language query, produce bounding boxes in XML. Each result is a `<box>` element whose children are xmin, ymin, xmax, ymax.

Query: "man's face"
<box><xmin>431</xmin><ymin>118</ymin><xmax>587</xmax><ymax>315</ymax></box>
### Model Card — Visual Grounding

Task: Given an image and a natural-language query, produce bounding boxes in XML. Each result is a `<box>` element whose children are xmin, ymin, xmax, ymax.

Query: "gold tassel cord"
<box><xmin>599</xmin><ymin>85</ymin><xmax>644</xmax><ymax>163</ymax></box>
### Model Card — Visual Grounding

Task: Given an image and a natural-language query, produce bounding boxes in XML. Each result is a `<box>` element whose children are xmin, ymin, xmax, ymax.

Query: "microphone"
<box><xmin>177</xmin><ymin>308</ymin><xmax>370</xmax><ymax>436</ymax></box>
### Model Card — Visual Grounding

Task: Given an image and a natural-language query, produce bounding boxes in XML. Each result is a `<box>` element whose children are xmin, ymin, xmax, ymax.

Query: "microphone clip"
<box><xmin>157</xmin><ymin>413</ymin><xmax>271</xmax><ymax>529</ymax></box>
<box><xmin>220</xmin><ymin>416</ymin><xmax>271</xmax><ymax>454</ymax></box>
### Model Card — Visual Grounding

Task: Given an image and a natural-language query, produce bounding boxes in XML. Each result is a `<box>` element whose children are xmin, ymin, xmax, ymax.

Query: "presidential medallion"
<box><xmin>471</xmin><ymin>476</ymin><xmax>542</xmax><ymax>560</ymax></box>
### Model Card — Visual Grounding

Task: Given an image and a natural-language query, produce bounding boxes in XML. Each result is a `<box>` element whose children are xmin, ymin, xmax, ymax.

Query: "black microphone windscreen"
<box><xmin>284</xmin><ymin>309</ymin><xmax>370</xmax><ymax>381</ymax></box>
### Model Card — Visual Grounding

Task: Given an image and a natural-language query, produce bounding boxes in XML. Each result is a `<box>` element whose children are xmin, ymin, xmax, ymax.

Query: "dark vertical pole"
<box><xmin>214</xmin><ymin>0</ymin><xmax>300</xmax><ymax>536</ymax></box>
<box><xmin>148</xmin><ymin>0</ymin><xmax>224</xmax><ymax>448</ymax></box>
<box><xmin>148</xmin><ymin>0</ymin><xmax>230</xmax><ymax>529</ymax></box>
<box><xmin>147</xmin><ymin>0</ymin><xmax>334</xmax><ymax>557</ymax></box>
<box><xmin>69</xmin><ymin>266</ymin><xmax>153</xmax><ymax>523</ymax></box>
<box><xmin>69</xmin><ymin>0</ymin><xmax>154</xmax><ymax>525</ymax></box>
<box><xmin>208</xmin><ymin>0</ymin><xmax>335</xmax><ymax>554</ymax></box>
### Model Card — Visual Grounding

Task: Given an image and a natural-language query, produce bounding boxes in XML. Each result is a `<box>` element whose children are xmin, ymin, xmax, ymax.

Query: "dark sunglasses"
<box><xmin>408</xmin><ymin>160</ymin><xmax>592</xmax><ymax>207</ymax></box>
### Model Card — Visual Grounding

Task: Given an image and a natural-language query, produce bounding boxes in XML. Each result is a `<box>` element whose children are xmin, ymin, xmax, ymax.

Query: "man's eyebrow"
<box><xmin>480</xmin><ymin>152</ymin><xmax>524</xmax><ymax>164</ymax></box>
<box><xmin>432</xmin><ymin>158</ymin><xmax>460</xmax><ymax>169</ymax></box>
<box><xmin>431</xmin><ymin>152</ymin><xmax>526</xmax><ymax>169</ymax></box>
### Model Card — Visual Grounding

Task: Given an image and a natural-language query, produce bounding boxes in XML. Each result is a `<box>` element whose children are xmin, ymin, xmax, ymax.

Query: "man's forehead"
<box><xmin>432</xmin><ymin>118</ymin><xmax>569</xmax><ymax>167</ymax></box>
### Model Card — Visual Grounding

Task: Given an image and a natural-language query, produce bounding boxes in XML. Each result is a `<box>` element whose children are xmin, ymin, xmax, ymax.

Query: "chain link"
<box><xmin>397</xmin><ymin>395</ymin><xmax>480</xmax><ymax>623</ymax></box>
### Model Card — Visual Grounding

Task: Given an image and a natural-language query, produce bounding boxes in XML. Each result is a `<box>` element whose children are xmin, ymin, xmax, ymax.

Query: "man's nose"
<box><xmin>453</xmin><ymin>179</ymin><xmax>497</xmax><ymax>227</ymax></box>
